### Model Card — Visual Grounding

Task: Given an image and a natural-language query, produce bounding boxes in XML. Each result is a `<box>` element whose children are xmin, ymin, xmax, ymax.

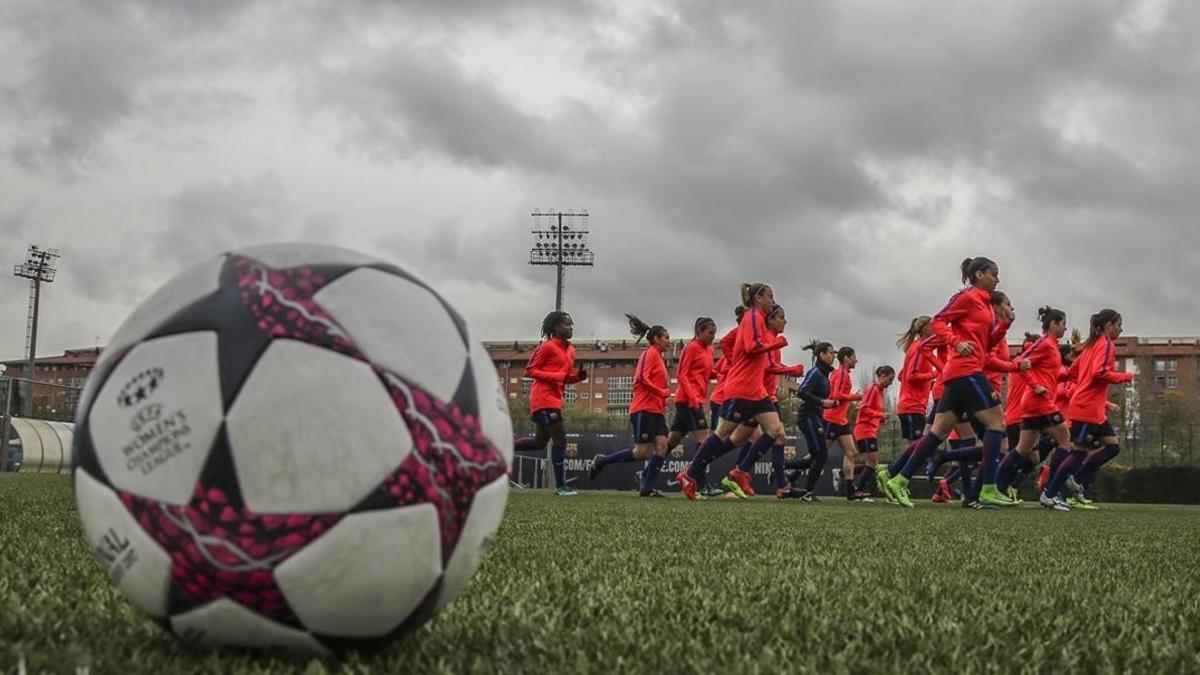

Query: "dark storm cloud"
<box><xmin>2</xmin><ymin>0</ymin><xmax>1198</xmax><ymax>369</ymax></box>
<box><xmin>311</xmin><ymin>47</ymin><xmax>566</xmax><ymax>171</ymax></box>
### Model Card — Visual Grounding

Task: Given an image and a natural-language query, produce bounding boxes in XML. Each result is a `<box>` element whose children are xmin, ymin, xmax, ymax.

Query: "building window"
<box><xmin>564</xmin><ymin>385</ymin><xmax>577</xmax><ymax>403</ymax></box>
<box><xmin>1153</xmin><ymin>358</ymin><xmax>1178</xmax><ymax>372</ymax></box>
<box><xmin>1167</xmin><ymin>376</ymin><xmax>1178</xmax><ymax>389</ymax></box>
<box><xmin>509</xmin><ymin>377</ymin><xmax>518</xmax><ymax>384</ymax></box>
<box><xmin>607</xmin><ymin>390</ymin><xmax>633</xmax><ymax>407</ymax></box>
<box><xmin>594</xmin><ymin>393</ymin><xmax>603</xmax><ymax>399</ymax></box>
<box><xmin>593</xmin><ymin>377</ymin><xmax>604</xmax><ymax>384</ymax></box>
<box><xmin>609</xmin><ymin>376</ymin><xmax>633</xmax><ymax>390</ymax></box>
<box><xmin>508</xmin><ymin>392</ymin><xmax>517</xmax><ymax>399</ymax></box>
<box><xmin>520</xmin><ymin>378</ymin><xmax>533</xmax><ymax>393</ymax></box>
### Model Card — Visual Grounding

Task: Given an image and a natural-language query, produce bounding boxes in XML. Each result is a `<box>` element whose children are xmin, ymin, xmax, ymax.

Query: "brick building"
<box><xmin>484</xmin><ymin>338</ymin><xmax>800</xmax><ymax>416</ymax></box>
<box><xmin>1</xmin><ymin>347</ymin><xmax>101</xmax><ymax>420</ymax></box>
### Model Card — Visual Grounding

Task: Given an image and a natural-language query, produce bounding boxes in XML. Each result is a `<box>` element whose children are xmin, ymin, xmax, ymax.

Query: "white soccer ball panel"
<box><xmin>75</xmin><ymin>468</ymin><xmax>172</xmax><ymax>618</ymax></box>
<box><xmin>435</xmin><ymin>476</ymin><xmax>509</xmax><ymax>613</ymax></box>
<box><xmin>226</xmin><ymin>340</ymin><xmax>413</xmax><ymax>514</ymax></box>
<box><xmin>232</xmin><ymin>242</ymin><xmax>381</xmax><ymax>269</ymax></box>
<box><xmin>88</xmin><ymin>332</ymin><xmax>223</xmax><ymax>505</ymax></box>
<box><xmin>468</xmin><ymin>339</ymin><xmax>513</xmax><ymax>467</ymax></box>
<box><xmin>275</xmin><ymin>503</ymin><xmax>442</xmax><ymax>637</ymax></box>
<box><xmin>169</xmin><ymin>598</ymin><xmax>330</xmax><ymax>657</ymax></box>
<box><xmin>82</xmin><ymin>255</ymin><xmax>225</xmax><ymax>418</ymax></box>
<box><xmin>313</xmin><ymin>268</ymin><xmax>468</xmax><ymax>402</ymax></box>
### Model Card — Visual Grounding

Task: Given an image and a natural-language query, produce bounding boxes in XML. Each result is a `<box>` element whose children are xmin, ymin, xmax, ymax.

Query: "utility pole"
<box><xmin>529</xmin><ymin>210</ymin><xmax>594</xmax><ymax>311</ymax></box>
<box><xmin>14</xmin><ymin>245</ymin><xmax>60</xmax><ymax>417</ymax></box>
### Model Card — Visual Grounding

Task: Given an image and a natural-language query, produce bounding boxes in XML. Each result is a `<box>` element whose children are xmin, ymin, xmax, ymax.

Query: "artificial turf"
<box><xmin>2</xmin><ymin>474</ymin><xmax>1199</xmax><ymax>674</ymax></box>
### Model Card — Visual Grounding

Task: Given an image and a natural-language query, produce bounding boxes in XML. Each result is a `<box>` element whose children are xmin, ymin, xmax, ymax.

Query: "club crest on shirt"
<box><xmin>566</xmin><ymin>443</ymin><xmax>578</xmax><ymax>458</ymax></box>
<box><xmin>640</xmin><ymin>433</ymin><xmax>649</xmax><ymax>441</ymax></box>
<box><xmin>732</xmin><ymin>412</ymin><xmax>742</xmax><ymax>421</ymax></box>
<box><xmin>671</xmin><ymin>445</ymin><xmax>685</xmax><ymax>458</ymax></box>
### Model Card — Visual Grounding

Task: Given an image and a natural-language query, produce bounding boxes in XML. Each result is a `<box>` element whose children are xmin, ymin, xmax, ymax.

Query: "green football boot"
<box><xmin>720</xmin><ymin>476</ymin><xmax>748</xmax><ymax>500</ymax></box>
<box><xmin>978</xmin><ymin>484</ymin><xmax>1018</xmax><ymax>507</ymax></box>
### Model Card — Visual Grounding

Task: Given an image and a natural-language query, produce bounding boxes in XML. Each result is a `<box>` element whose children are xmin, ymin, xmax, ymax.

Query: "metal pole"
<box><xmin>554</xmin><ymin>212</ymin><xmax>564</xmax><ymax>312</ymax></box>
<box><xmin>0</xmin><ymin>378</ymin><xmax>12</xmax><ymax>471</ymax></box>
<box><xmin>25</xmin><ymin>279</ymin><xmax>39</xmax><ymax>417</ymax></box>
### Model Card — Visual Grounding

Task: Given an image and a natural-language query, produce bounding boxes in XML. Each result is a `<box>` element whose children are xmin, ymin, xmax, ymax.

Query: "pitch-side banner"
<box><xmin>514</xmin><ymin>431</ymin><xmax>855</xmax><ymax>495</ymax></box>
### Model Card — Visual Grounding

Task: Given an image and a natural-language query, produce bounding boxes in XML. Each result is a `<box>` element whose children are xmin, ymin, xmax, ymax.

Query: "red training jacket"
<box><xmin>630</xmin><ymin>346</ymin><xmax>670</xmax><ymax>415</ymax></box>
<box><xmin>822</xmin><ymin>365</ymin><xmax>862</xmax><ymax>426</ymax></box>
<box><xmin>524</xmin><ymin>337</ymin><xmax>581</xmax><ymax>411</ymax></box>
<box><xmin>853</xmin><ymin>382</ymin><xmax>886</xmax><ymax>441</ymax></box>
<box><xmin>763</xmin><ymin>332</ymin><xmax>804</xmax><ymax>404</ymax></box>
<box><xmin>929</xmin><ymin>287</ymin><xmax>1000</xmax><ymax>382</ymax></box>
<box><xmin>1004</xmin><ymin>338</ymin><xmax>1037</xmax><ymax>425</ymax></box>
<box><xmin>897</xmin><ymin>340</ymin><xmax>937</xmax><ymax>415</ymax></box>
<box><xmin>723</xmin><ymin>309</ymin><xmax>787</xmax><ymax>401</ymax></box>
<box><xmin>1016</xmin><ymin>333</ymin><xmax>1063</xmax><ymax>418</ymax></box>
<box><xmin>1066</xmin><ymin>336</ymin><xmax>1134</xmax><ymax>425</ymax></box>
<box><xmin>673</xmin><ymin>338</ymin><xmax>714</xmax><ymax>408</ymax></box>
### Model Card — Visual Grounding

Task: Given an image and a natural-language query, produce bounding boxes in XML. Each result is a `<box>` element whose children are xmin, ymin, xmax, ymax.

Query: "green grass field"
<box><xmin>3</xmin><ymin>475</ymin><xmax>1200</xmax><ymax>674</ymax></box>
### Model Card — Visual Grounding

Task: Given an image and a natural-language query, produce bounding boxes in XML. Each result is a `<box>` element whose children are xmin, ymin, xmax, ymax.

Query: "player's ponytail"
<box><xmin>740</xmin><ymin>282</ymin><xmax>771</xmax><ymax>308</ymax></box>
<box><xmin>961</xmin><ymin>256</ymin><xmax>997</xmax><ymax>286</ymax></box>
<box><xmin>1038</xmin><ymin>305</ymin><xmax>1066</xmax><ymax>333</ymax></box>
<box><xmin>803</xmin><ymin>339</ymin><xmax>833</xmax><ymax>364</ymax></box>
<box><xmin>896</xmin><ymin>315</ymin><xmax>931</xmax><ymax>351</ymax></box>
<box><xmin>626</xmin><ymin>313</ymin><xmax>667</xmax><ymax>344</ymax></box>
<box><xmin>1085</xmin><ymin>309</ymin><xmax>1121</xmax><ymax>347</ymax></box>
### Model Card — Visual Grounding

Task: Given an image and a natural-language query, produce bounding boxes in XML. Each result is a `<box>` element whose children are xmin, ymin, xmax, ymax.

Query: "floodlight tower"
<box><xmin>529</xmin><ymin>210</ymin><xmax>594</xmax><ymax>311</ymax></box>
<box><xmin>14</xmin><ymin>245</ymin><xmax>59</xmax><ymax>417</ymax></box>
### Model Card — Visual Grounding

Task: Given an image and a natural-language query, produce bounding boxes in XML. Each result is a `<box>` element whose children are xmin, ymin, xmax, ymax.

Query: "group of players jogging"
<box><xmin>516</xmin><ymin>256</ymin><xmax>1131</xmax><ymax>511</ymax></box>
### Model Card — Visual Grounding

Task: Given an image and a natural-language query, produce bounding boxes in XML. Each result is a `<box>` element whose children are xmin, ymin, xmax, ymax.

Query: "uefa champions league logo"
<box><xmin>117</xmin><ymin>367</ymin><xmax>164</xmax><ymax>408</ymax></box>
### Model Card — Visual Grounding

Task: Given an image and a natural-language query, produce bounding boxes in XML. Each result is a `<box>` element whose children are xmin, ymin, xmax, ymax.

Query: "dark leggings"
<box><xmin>517</xmin><ymin>419</ymin><xmax>566</xmax><ymax>452</ymax></box>
<box><xmin>785</xmin><ymin>415</ymin><xmax>828</xmax><ymax>491</ymax></box>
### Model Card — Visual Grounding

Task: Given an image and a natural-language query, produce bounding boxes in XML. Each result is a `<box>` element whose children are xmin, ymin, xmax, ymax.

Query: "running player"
<box><xmin>997</xmin><ymin>307</ymin><xmax>1070</xmax><ymax>499</ymax></box>
<box><xmin>851</xmin><ymin>365</ymin><xmax>896</xmax><ymax>500</ymax></box>
<box><xmin>515</xmin><ymin>311</ymin><xmax>588</xmax><ymax>496</ymax></box>
<box><xmin>724</xmin><ymin>305</ymin><xmax>803</xmax><ymax>498</ymax></box>
<box><xmin>783</xmin><ymin>340</ymin><xmax>838</xmax><ymax>501</ymax></box>
<box><xmin>824</xmin><ymin>347</ymin><xmax>864</xmax><ymax>501</ymax></box>
<box><xmin>590</xmin><ymin>315</ymin><xmax>672</xmax><ymax>496</ymax></box>
<box><xmin>1040</xmin><ymin>309</ymin><xmax>1134</xmax><ymax>511</ymax></box>
<box><xmin>665</xmin><ymin>317</ymin><xmax>717</xmax><ymax>456</ymax></box>
<box><xmin>895</xmin><ymin>317</ymin><xmax>939</xmax><ymax>445</ymax></box>
<box><xmin>882</xmin><ymin>257</ymin><xmax>1030</xmax><ymax>508</ymax></box>
<box><xmin>677</xmin><ymin>283</ymin><xmax>789</xmax><ymax>501</ymax></box>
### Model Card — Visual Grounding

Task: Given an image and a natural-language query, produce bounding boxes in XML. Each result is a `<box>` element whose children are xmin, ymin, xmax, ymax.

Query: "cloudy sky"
<box><xmin>2</xmin><ymin>0</ymin><xmax>1198</xmax><ymax>378</ymax></box>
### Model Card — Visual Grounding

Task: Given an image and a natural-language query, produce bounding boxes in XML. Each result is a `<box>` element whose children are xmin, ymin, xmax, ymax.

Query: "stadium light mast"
<box><xmin>529</xmin><ymin>210</ymin><xmax>594</xmax><ymax>312</ymax></box>
<box><xmin>13</xmin><ymin>244</ymin><xmax>60</xmax><ymax>417</ymax></box>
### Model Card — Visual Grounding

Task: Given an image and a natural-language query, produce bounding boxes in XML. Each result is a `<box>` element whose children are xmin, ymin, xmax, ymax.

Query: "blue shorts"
<box><xmin>728</xmin><ymin>398</ymin><xmax>775</xmax><ymax>427</ymax></box>
<box><xmin>898</xmin><ymin>413</ymin><xmax>926</xmax><ymax>441</ymax></box>
<box><xmin>629</xmin><ymin>412</ymin><xmax>669</xmax><ymax>443</ymax></box>
<box><xmin>670</xmin><ymin>402</ymin><xmax>708</xmax><ymax>434</ymax></box>
<box><xmin>1071</xmin><ymin>420</ymin><xmax>1115</xmax><ymax>449</ymax></box>
<box><xmin>531</xmin><ymin>408</ymin><xmax>563</xmax><ymax>427</ymax></box>
<box><xmin>937</xmin><ymin>374</ymin><xmax>1000</xmax><ymax>417</ymax></box>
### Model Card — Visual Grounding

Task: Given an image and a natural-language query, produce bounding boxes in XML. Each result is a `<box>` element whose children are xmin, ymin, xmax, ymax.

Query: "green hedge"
<box><xmin>901</xmin><ymin>464</ymin><xmax>1200</xmax><ymax>504</ymax></box>
<box><xmin>1089</xmin><ymin>465</ymin><xmax>1200</xmax><ymax>504</ymax></box>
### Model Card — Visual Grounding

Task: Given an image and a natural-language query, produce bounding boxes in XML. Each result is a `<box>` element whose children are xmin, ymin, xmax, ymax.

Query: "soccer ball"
<box><xmin>72</xmin><ymin>243</ymin><xmax>513</xmax><ymax>656</ymax></box>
